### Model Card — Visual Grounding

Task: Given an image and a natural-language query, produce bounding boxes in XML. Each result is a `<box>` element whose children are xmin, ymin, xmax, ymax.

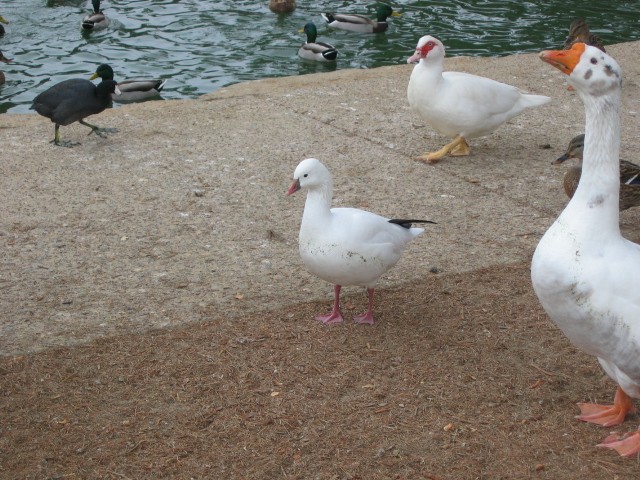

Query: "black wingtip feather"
<box><xmin>323</xmin><ymin>13</ymin><xmax>336</xmax><ymax>23</ymax></box>
<box><xmin>388</xmin><ymin>219</ymin><xmax>437</xmax><ymax>229</ymax></box>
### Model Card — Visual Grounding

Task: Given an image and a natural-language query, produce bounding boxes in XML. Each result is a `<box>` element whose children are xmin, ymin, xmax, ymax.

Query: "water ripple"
<box><xmin>1</xmin><ymin>0</ymin><xmax>639</xmax><ymax>113</ymax></box>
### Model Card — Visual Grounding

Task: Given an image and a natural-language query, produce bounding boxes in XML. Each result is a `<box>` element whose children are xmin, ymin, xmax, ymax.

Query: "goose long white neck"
<box><xmin>301</xmin><ymin>181</ymin><xmax>333</xmax><ymax>231</ymax></box>
<box><xmin>562</xmin><ymin>87</ymin><xmax>621</xmax><ymax>237</ymax></box>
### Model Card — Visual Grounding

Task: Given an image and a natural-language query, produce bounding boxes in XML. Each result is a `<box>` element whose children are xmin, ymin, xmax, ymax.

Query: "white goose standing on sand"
<box><xmin>407</xmin><ymin>35</ymin><xmax>550</xmax><ymax>163</ymax></box>
<box><xmin>531</xmin><ymin>43</ymin><xmax>640</xmax><ymax>457</ymax></box>
<box><xmin>286</xmin><ymin>158</ymin><xmax>434</xmax><ymax>325</ymax></box>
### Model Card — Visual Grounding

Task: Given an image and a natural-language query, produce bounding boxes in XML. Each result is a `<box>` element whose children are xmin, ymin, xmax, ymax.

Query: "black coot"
<box><xmin>31</xmin><ymin>79</ymin><xmax>120</xmax><ymax>147</ymax></box>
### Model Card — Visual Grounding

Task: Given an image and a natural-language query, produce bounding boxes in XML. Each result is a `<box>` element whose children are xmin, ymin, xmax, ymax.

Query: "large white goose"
<box><xmin>407</xmin><ymin>35</ymin><xmax>550</xmax><ymax>163</ymax></box>
<box><xmin>531</xmin><ymin>43</ymin><xmax>640</xmax><ymax>456</ymax></box>
<box><xmin>286</xmin><ymin>158</ymin><xmax>434</xmax><ymax>324</ymax></box>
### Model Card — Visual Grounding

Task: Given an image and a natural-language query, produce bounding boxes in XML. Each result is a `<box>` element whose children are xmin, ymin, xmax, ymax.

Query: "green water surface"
<box><xmin>0</xmin><ymin>0</ymin><xmax>638</xmax><ymax>113</ymax></box>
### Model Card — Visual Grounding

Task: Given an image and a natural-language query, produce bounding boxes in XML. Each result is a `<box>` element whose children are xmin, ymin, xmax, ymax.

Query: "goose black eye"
<box><xmin>303</xmin><ymin>174</ymin><xmax>308</xmax><ymax>178</ymax></box>
<box><xmin>590</xmin><ymin>58</ymin><xmax>598</xmax><ymax>64</ymax></box>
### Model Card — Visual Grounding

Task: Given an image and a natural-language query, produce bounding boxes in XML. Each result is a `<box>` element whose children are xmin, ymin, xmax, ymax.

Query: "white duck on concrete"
<box><xmin>286</xmin><ymin>158</ymin><xmax>434</xmax><ymax>324</ymax></box>
<box><xmin>407</xmin><ymin>35</ymin><xmax>550</xmax><ymax>163</ymax></box>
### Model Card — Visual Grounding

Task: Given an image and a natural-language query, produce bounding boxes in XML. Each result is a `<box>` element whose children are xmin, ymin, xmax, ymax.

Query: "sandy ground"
<box><xmin>2</xmin><ymin>42</ymin><xmax>640</xmax><ymax>478</ymax></box>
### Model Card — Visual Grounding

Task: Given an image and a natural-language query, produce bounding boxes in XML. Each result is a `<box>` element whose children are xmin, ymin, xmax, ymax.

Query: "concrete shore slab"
<box><xmin>2</xmin><ymin>42</ymin><xmax>640</xmax><ymax>355</ymax></box>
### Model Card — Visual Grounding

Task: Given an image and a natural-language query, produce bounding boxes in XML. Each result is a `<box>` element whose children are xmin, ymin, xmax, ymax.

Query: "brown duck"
<box><xmin>554</xmin><ymin>134</ymin><xmax>640</xmax><ymax>211</ymax></box>
<box><xmin>563</xmin><ymin>18</ymin><xmax>606</xmax><ymax>51</ymax></box>
<box><xmin>0</xmin><ymin>49</ymin><xmax>11</xmax><ymax>85</ymax></box>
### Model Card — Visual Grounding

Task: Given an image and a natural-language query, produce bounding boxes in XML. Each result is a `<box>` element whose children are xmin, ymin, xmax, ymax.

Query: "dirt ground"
<box><xmin>3</xmin><ymin>263</ymin><xmax>640</xmax><ymax>479</ymax></box>
<box><xmin>4</xmin><ymin>41</ymin><xmax>640</xmax><ymax>478</ymax></box>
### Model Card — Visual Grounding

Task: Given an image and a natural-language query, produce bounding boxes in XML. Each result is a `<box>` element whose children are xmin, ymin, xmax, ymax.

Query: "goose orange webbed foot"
<box><xmin>577</xmin><ymin>387</ymin><xmax>636</xmax><ymax>427</ymax></box>
<box><xmin>598</xmin><ymin>430</ymin><xmax>640</xmax><ymax>457</ymax></box>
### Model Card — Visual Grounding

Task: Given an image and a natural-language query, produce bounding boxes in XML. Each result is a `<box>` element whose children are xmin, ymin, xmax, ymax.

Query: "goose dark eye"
<box><xmin>590</xmin><ymin>58</ymin><xmax>598</xmax><ymax>64</ymax></box>
<box><xmin>303</xmin><ymin>174</ymin><xmax>308</xmax><ymax>178</ymax></box>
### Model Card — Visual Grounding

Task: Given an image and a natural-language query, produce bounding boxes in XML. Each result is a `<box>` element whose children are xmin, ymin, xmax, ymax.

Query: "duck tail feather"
<box><xmin>321</xmin><ymin>13</ymin><xmax>335</xmax><ymax>23</ymax></box>
<box><xmin>388</xmin><ymin>219</ymin><xmax>437</xmax><ymax>229</ymax></box>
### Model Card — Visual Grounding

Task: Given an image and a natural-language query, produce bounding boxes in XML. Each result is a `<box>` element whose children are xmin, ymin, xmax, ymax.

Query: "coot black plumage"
<box><xmin>31</xmin><ymin>78</ymin><xmax>120</xmax><ymax>147</ymax></box>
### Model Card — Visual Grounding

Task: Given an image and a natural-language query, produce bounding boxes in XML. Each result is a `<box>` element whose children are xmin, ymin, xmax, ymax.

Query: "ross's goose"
<box><xmin>554</xmin><ymin>134</ymin><xmax>640</xmax><ymax>211</ymax></box>
<box><xmin>531</xmin><ymin>42</ymin><xmax>640</xmax><ymax>456</ymax></box>
<box><xmin>286</xmin><ymin>158</ymin><xmax>434</xmax><ymax>324</ymax></box>
<box><xmin>321</xmin><ymin>4</ymin><xmax>400</xmax><ymax>34</ymax></box>
<box><xmin>82</xmin><ymin>0</ymin><xmax>109</xmax><ymax>31</ymax></box>
<box><xmin>406</xmin><ymin>35</ymin><xmax>550</xmax><ymax>163</ymax></box>
<box><xmin>298</xmin><ymin>22</ymin><xmax>338</xmax><ymax>62</ymax></box>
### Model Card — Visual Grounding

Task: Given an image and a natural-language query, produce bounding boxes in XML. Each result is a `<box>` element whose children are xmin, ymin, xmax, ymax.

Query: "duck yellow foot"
<box><xmin>577</xmin><ymin>387</ymin><xmax>636</xmax><ymax>427</ymax></box>
<box><xmin>415</xmin><ymin>135</ymin><xmax>469</xmax><ymax>164</ymax></box>
<box><xmin>449</xmin><ymin>137</ymin><xmax>471</xmax><ymax>156</ymax></box>
<box><xmin>598</xmin><ymin>430</ymin><xmax>640</xmax><ymax>457</ymax></box>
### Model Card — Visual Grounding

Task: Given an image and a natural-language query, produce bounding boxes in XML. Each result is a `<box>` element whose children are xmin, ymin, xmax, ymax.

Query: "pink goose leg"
<box><xmin>315</xmin><ymin>285</ymin><xmax>344</xmax><ymax>324</ymax></box>
<box><xmin>353</xmin><ymin>288</ymin><xmax>375</xmax><ymax>325</ymax></box>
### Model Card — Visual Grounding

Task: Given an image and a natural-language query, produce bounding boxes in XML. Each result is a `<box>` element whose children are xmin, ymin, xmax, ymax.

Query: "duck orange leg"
<box><xmin>449</xmin><ymin>137</ymin><xmax>471</xmax><ymax>156</ymax></box>
<box><xmin>416</xmin><ymin>135</ymin><xmax>469</xmax><ymax>164</ymax></box>
<box><xmin>577</xmin><ymin>386</ymin><xmax>636</xmax><ymax>427</ymax></box>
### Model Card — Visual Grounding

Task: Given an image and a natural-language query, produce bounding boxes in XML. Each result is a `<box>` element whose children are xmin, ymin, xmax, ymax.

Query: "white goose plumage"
<box><xmin>531</xmin><ymin>43</ymin><xmax>640</xmax><ymax>457</ymax></box>
<box><xmin>407</xmin><ymin>35</ymin><xmax>550</xmax><ymax>163</ymax></box>
<box><xmin>286</xmin><ymin>158</ymin><xmax>433</xmax><ymax>324</ymax></box>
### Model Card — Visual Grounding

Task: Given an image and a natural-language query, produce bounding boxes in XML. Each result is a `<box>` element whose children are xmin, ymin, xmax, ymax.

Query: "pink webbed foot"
<box><xmin>315</xmin><ymin>311</ymin><xmax>344</xmax><ymax>324</ymax></box>
<box><xmin>353</xmin><ymin>311</ymin><xmax>375</xmax><ymax>325</ymax></box>
<box><xmin>315</xmin><ymin>285</ymin><xmax>344</xmax><ymax>324</ymax></box>
<box><xmin>577</xmin><ymin>387</ymin><xmax>636</xmax><ymax>427</ymax></box>
<box><xmin>598</xmin><ymin>430</ymin><xmax>640</xmax><ymax>457</ymax></box>
<box><xmin>353</xmin><ymin>288</ymin><xmax>376</xmax><ymax>324</ymax></box>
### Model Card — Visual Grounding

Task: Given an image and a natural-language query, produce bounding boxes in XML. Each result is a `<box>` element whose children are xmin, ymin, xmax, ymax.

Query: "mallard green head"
<box><xmin>0</xmin><ymin>15</ymin><xmax>8</xmax><ymax>36</ymax></box>
<box><xmin>90</xmin><ymin>63</ymin><xmax>114</xmax><ymax>81</ymax></box>
<box><xmin>302</xmin><ymin>22</ymin><xmax>318</xmax><ymax>43</ymax></box>
<box><xmin>376</xmin><ymin>4</ymin><xmax>400</xmax><ymax>21</ymax></box>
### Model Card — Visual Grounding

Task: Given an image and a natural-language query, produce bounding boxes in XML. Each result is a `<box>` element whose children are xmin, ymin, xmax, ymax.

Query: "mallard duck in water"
<box><xmin>82</xmin><ymin>0</ymin><xmax>110</xmax><ymax>31</ymax></box>
<box><xmin>90</xmin><ymin>64</ymin><xmax>167</xmax><ymax>103</ymax></box>
<box><xmin>0</xmin><ymin>50</ymin><xmax>11</xmax><ymax>85</ymax></box>
<box><xmin>31</xmin><ymin>78</ymin><xmax>120</xmax><ymax>147</ymax></box>
<box><xmin>563</xmin><ymin>18</ymin><xmax>605</xmax><ymax>51</ymax></box>
<box><xmin>321</xmin><ymin>4</ymin><xmax>400</xmax><ymax>34</ymax></box>
<box><xmin>298</xmin><ymin>22</ymin><xmax>338</xmax><ymax>62</ymax></box>
<box><xmin>0</xmin><ymin>15</ymin><xmax>9</xmax><ymax>37</ymax></box>
<box><xmin>269</xmin><ymin>0</ymin><xmax>296</xmax><ymax>14</ymax></box>
<box><xmin>554</xmin><ymin>134</ymin><xmax>640</xmax><ymax>211</ymax></box>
